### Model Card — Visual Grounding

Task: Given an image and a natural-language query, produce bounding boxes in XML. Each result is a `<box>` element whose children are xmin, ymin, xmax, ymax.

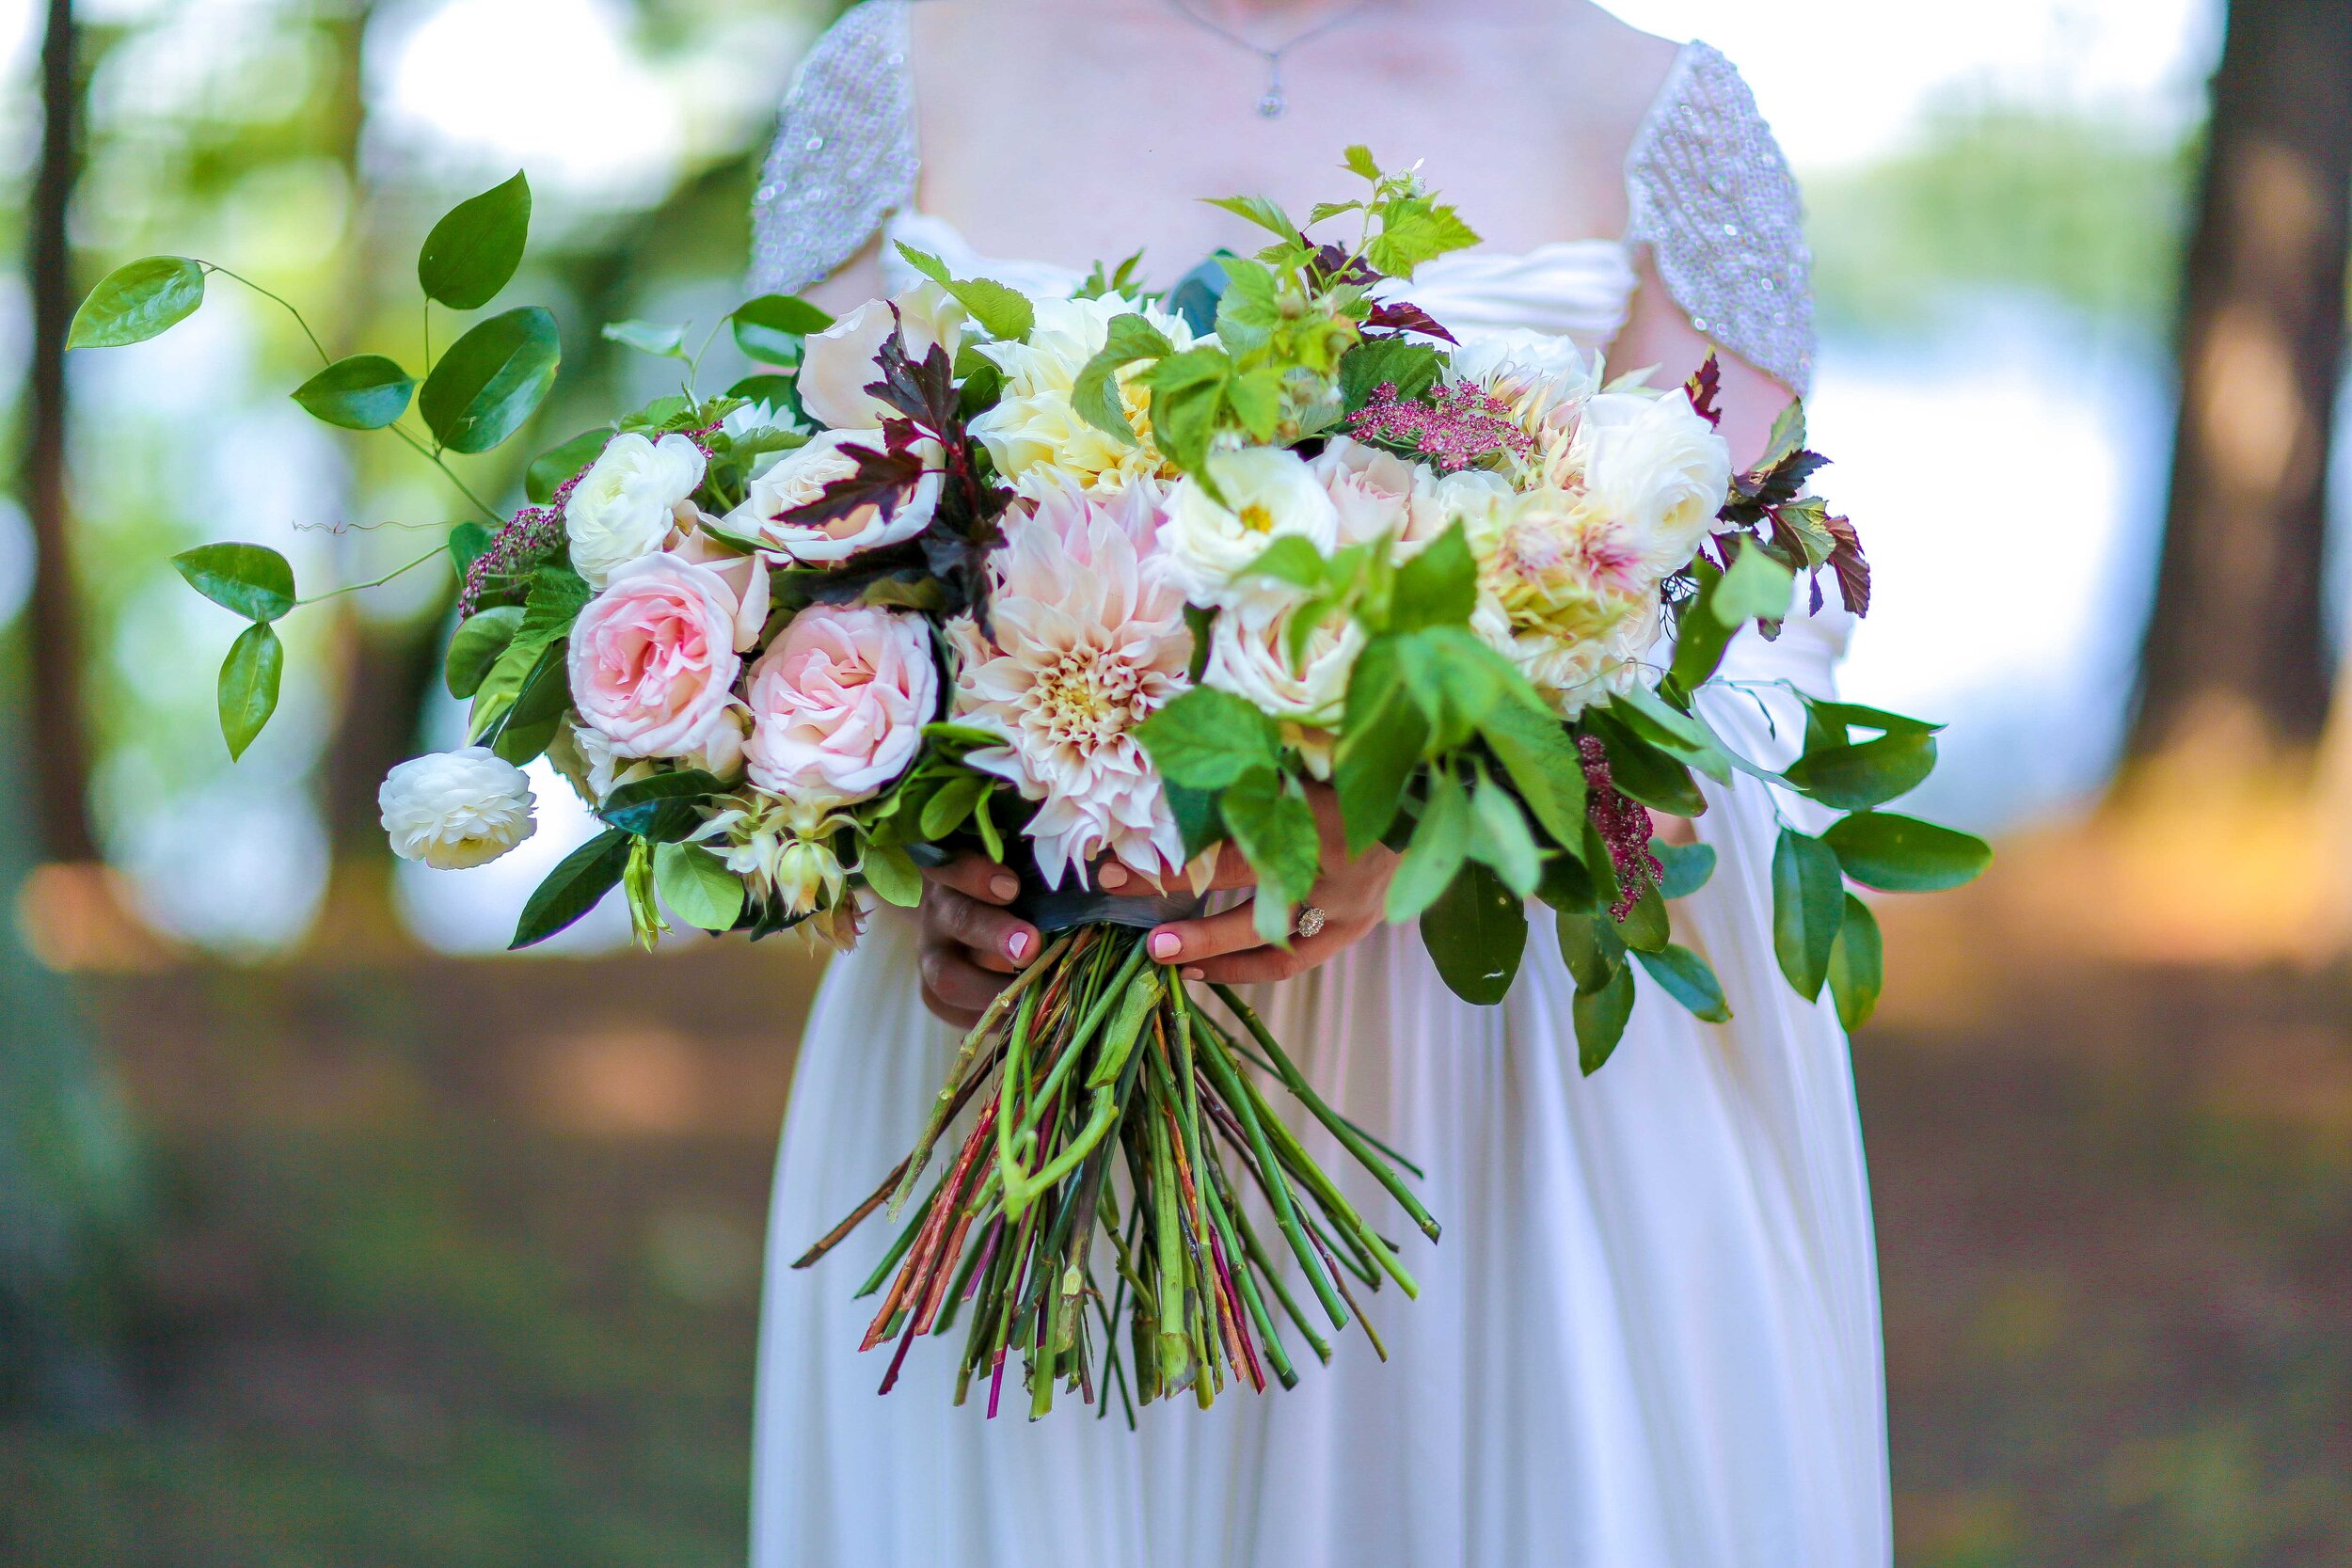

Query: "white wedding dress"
<box><xmin>744</xmin><ymin>8</ymin><xmax>1889</xmax><ymax>1565</ymax></box>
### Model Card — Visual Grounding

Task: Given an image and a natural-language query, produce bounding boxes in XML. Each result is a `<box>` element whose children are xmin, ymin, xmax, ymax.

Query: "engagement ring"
<box><xmin>1293</xmin><ymin>905</ymin><xmax>1327</xmax><ymax>940</ymax></box>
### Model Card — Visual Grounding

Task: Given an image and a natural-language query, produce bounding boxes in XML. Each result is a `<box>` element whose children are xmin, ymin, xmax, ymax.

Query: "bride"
<box><xmin>744</xmin><ymin>2</ymin><xmax>1885</xmax><ymax>1564</ymax></box>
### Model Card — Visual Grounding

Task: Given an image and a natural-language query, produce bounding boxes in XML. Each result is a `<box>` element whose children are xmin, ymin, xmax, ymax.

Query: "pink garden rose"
<box><xmin>742</xmin><ymin>603</ymin><xmax>937</xmax><ymax>804</ymax></box>
<box><xmin>568</xmin><ymin>553</ymin><xmax>758</xmax><ymax>760</ymax></box>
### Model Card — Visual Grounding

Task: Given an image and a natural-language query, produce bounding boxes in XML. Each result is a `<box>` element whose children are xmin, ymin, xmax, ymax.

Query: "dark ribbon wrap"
<box><xmin>900</xmin><ymin>844</ymin><xmax>1205</xmax><ymax>933</ymax></box>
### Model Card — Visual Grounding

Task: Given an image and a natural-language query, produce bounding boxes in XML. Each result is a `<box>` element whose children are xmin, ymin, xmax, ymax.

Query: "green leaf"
<box><xmin>1616</xmin><ymin>883</ymin><xmax>1672</xmax><ymax>954</ymax></box>
<box><xmin>1365</xmin><ymin>198</ymin><xmax>1481</xmax><ymax>278</ymax></box>
<box><xmin>918</xmin><ymin>775</ymin><xmax>988</xmax><ymax>839</ymax></box>
<box><xmin>1784</xmin><ymin>731</ymin><xmax>1939</xmax><ymax>812</ymax></box>
<box><xmin>173</xmin><ymin>543</ymin><xmax>295</xmax><ymax>623</ymax></box>
<box><xmin>596</xmin><ymin>768</ymin><xmax>723</xmax><ymax>839</ymax></box>
<box><xmin>1537</xmin><ymin>849</ymin><xmax>1598</xmax><ymax>915</ymax></box>
<box><xmin>490</xmin><ymin>639</ymin><xmax>570</xmax><ymax>766</ymax></box>
<box><xmin>1800</xmin><ymin>698</ymin><xmax>1945</xmax><ymax>748</ymax></box>
<box><xmin>1468</xmin><ymin>773</ymin><xmax>1541</xmax><ymax>897</ymax></box>
<box><xmin>512</xmin><ymin>828</ymin><xmax>631</xmax><ymax>950</ymax></box>
<box><xmin>1710</xmin><ymin>542</ymin><xmax>1797</xmax><ymax>627</ymax></box>
<box><xmin>1826</xmin><ymin>894</ymin><xmax>1883</xmax><ymax>1030</ymax></box>
<box><xmin>1652</xmin><ymin>838</ymin><xmax>1717</xmax><ymax>900</ymax></box>
<box><xmin>892</xmin><ymin>244</ymin><xmax>1034</xmax><ymax>341</ymax></box>
<box><xmin>1070</xmin><ymin>311</ymin><xmax>1175</xmax><ymax>442</ymax></box>
<box><xmin>1822</xmin><ymin>813</ymin><xmax>1993</xmax><ymax>893</ymax></box>
<box><xmin>1557</xmin><ymin>910</ymin><xmax>1627</xmax><ymax>992</ymax></box>
<box><xmin>862</xmin><ymin>842</ymin><xmax>924</xmax><ymax>910</ymax></box>
<box><xmin>216</xmin><ymin>622</ymin><xmax>282</xmax><ymax>761</ymax></box>
<box><xmin>1771</xmin><ymin>828</ymin><xmax>1847</xmax><ymax>999</ymax></box>
<box><xmin>1205</xmin><ymin>193</ymin><xmax>1300</xmax><ymax>241</ymax></box>
<box><xmin>448</xmin><ymin>521</ymin><xmax>493</xmax><ymax>578</ymax></box>
<box><xmin>1478</xmin><ymin>700</ymin><xmax>1586</xmax><ymax>847</ymax></box>
<box><xmin>1338</xmin><ymin>338</ymin><xmax>1443</xmax><ymax>412</ymax></box>
<box><xmin>1636</xmin><ymin>943</ymin><xmax>1732</xmax><ymax>1023</ymax></box>
<box><xmin>654</xmin><ymin>841</ymin><xmax>746</xmax><ymax>932</ymax></box>
<box><xmin>1136</xmin><ymin>687</ymin><xmax>1279</xmax><ymax>790</ymax></box>
<box><xmin>731</xmin><ymin>293</ymin><xmax>834</xmax><ymax>364</ymax></box>
<box><xmin>1390</xmin><ymin>522</ymin><xmax>1478</xmax><ymax>632</ymax></box>
<box><xmin>419</xmin><ymin>306</ymin><xmax>561</xmax><ymax>454</ymax></box>
<box><xmin>1164</xmin><ymin>780</ymin><xmax>1227</xmax><ymax>861</ymax></box>
<box><xmin>1762</xmin><ymin>401</ymin><xmax>1807</xmax><ymax>468</ymax></box>
<box><xmin>1572</xmin><ymin>961</ymin><xmax>1637</xmax><ymax>1074</ymax></box>
<box><xmin>418</xmin><ymin>170</ymin><xmax>532</xmax><ymax>310</ymax></box>
<box><xmin>1584</xmin><ymin>712</ymin><xmax>1707</xmax><ymax>816</ymax></box>
<box><xmin>602</xmin><ymin>319</ymin><xmax>688</xmax><ymax>358</ymax></box>
<box><xmin>1421</xmin><ymin>862</ymin><xmax>1526</xmax><ymax>1006</ymax></box>
<box><xmin>291</xmin><ymin>354</ymin><xmax>416</xmax><ymax>430</ymax></box>
<box><xmin>1670</xmin><ymin>557</ymin><xmax>1739</xmax><ymax>690</ymax></box>
<box><xmin>1342</xmin><ymin>144</ymin><xmax>1381</xmax><ymax>182</ymax></box>
<box><xmin>1221</xmin><ymin>767</ymin><xmax>1321</xmax><ymax>944</ymax></box>
<box><xmin>1333</xmin><ymin>636</ymin><xmax>1427</xmax><ymax>855</ymax></box>
<box><xmin>1608</xmin><ymin>683</ymin><xmax>1733</xmax><ymax>784</ymax></box>
<box><xmin>524</xmin><ymin>429</ymin><xmax>610</xmax><ymax>506</ymax></box>
<box><xmin>1386</xmin><ymin>769</ymin><xmax>1470</xmax><ymax>923</ymax></box>
<box><xmin>1236</xmin><ymin>534</ymin><xmax>1328</xmax><ymax>590</ymax></box>
<box><xmin>69</xmin><ymin>257</ymin><xmax>206</xmax><ymax>349</ymax></box>
<box><xmin>444</xmin><ymin>605</ymin><xmax>525</xmax><ymax>699</ymax></box>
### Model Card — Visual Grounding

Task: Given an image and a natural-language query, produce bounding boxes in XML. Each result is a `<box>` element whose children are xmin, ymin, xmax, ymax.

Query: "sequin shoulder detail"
<box><xmin>748</xmin><ymin>0</ymin><xmax>917</xmax><ymax>297</ymax></box>
<box><xmin>1625</xmin><ymin>42</ymin><xmax>1816</xmax><ymax>395</ymax></box>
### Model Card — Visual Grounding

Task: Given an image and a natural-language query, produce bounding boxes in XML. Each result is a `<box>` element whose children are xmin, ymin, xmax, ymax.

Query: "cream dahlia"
<box><xmin>946</xmin><ymin>481</ymin><xmax>1193</xmax><ymax>887</ymax></box>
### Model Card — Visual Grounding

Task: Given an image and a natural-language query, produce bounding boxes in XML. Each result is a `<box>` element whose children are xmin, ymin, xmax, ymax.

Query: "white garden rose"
<box><xmin>1200</xmin><ymin>586</ymin><xmax>1366</xmax><ymax>778</ymax></box>
<box><xmin>564</xmin><ymin>432</ymin><xmax>707</xmax><ymax>588</ymax></box>
<box><xmin>797</xmin><ymin>281</ymin><xmax>967</xmax><ymax>430</ymax></box>
<box><xmin>1309</xmin><ymin>436</ymin><xmax>1441</xmax><ymax>547</ymax></box>
<box><xmin>378</xmin><ymin>748</ymin><xmax>537</xmax><ymax>869</ymax></box>
<box><xmin>969</xmin><ymin>293</ymin><xmax>1196</xmax><ymax>499</ymax></box>
<box><xmin>1159</xmin><ymin>448</ymin><xmax>1342</xmax><ymax>605</ymax></box>
<box><xmin>1571</xmin><ymin>388</ymin><xmax>1734</xmax><ymax>574</ymax></box>
<box><xmin>720</xmin><ymin>428</ymin><xmax>944</xmax><ymax>563</ymax></box>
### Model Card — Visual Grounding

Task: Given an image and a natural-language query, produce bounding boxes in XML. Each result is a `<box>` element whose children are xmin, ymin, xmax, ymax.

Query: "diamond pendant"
<box><xmin>1255</xmin><ymin>84</ymin><xmax>1287</xmax><ymax>119</ymax></box>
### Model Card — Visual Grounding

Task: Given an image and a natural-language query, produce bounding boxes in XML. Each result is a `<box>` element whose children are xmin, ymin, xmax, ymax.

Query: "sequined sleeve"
<box><xmin>1625</xmin><ymin>42</ymin><xmax>1816</xmax><ymax>395</ymax></box>
<box><xmin>747</xmin><ymin>0</ymin><xmax>918</xmax><ymax>297</ymax></box>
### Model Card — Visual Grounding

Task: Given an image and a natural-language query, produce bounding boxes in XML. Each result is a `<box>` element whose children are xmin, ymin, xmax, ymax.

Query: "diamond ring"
<box><xmin>1293</xmin><ymin>905</ymin><xmax>1327</xmax><ymax>941</ymax></box>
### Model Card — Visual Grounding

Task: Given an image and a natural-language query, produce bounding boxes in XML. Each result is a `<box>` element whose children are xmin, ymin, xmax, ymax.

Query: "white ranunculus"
<box><xmin>719</xmin><ymin>428</ymin><xmax>944</xmax><ymax>563</ymax></box>
<box><xmin>968</xmin><ymin>293</ymin><xmax>1196</xmax><ymax>499</ymax></box>
<box><xmin>564</xmin><ymin>432</ymin><xmax>707</xmax><ymax>588</ymax></box>
<box><xmin>1200</xmin><ymin>587</ymin><xmax>1367</xmax><ymax>778</ymax></box>
<box><xmin>1159</xmin><ymin>448</ymin><xmax>1342</xmax><ymax>605</ymax></box>
<box><xmin>1450</xmin><ymin>329</ymin><xmax>1602</xmax><ymax>443</ymax></box>
<box><xmin>379</xmin><ymin>747</ymin><xmax>537</xmax><ymax>869</ymax></box>
<box><xmin>797</xmin><ymin>281</ymin><xmax>967</xmax><ymax>430</ymax></box>
<box><xmin>1571</xmin><ymin>388</ymin><xmax>1733</xmax><ymax>574</ymax></box>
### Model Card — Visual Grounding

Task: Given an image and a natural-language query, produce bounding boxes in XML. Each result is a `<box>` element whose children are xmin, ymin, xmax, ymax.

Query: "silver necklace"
<box><xmin>1165</xmin><ymin>0</ymin><xmax>1375</xmax><ymax>119</ymax></box>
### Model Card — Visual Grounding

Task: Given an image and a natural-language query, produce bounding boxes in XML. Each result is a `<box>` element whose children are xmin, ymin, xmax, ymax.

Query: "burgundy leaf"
<box><xmin>1685</xmin><ymin>355</ymin><xmax>1724</xmax><ymax>428</ymax></box>
<box><xmin>1821</xmin><ymin>512</ymin><xmax>1872</xmax><ymax>617</ymax></box>
<box><xmin>775</xmin><ymin>439</ymin><xmax>929</xmax><ymax>534</ymax></box>
<box><xmin>1362</xmin><ymin>297</ymin><xmax>1459</xmax><ymax>343</ymax></box>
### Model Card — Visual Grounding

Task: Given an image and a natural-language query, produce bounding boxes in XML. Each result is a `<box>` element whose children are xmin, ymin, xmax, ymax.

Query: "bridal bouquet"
<box><xmin>75</xmin><ymin>150</ymin><xmax>1986</xmax><ymax>1419</ymax></box>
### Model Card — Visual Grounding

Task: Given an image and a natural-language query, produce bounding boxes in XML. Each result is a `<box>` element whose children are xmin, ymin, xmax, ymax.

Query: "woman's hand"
<box><xmin>1139</xmin><ymin>783</ymin><xmax>1397</xmax><ymax>986</ymax></box>
<box><xmin>915</xmin><ymin>855</ymin><xmax>1040</xmax><ymax>1030</ymax></box>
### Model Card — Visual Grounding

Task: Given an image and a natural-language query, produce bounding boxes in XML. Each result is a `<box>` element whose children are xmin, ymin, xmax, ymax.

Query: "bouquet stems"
<box><xmin>797</xmin><ymin>924</ymin><xmax>1437</xmax><ymax>1419</ymax></box>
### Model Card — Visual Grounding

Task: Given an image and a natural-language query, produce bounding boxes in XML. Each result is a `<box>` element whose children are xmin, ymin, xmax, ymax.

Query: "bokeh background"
<box><xmin>2</xmin><ymin>1</ymin><xmax>2348</xmax><ymax>1563</ymax></box>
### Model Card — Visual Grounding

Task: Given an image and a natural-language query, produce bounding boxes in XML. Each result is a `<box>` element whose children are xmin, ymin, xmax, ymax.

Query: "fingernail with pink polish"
<box><xmin>1099</xmin><ymin>863</ymin><xmax>1130</xmax><ymax>890</ymax></box>
<box><xmin>1150</xmin><ymin>931</ymin><xmax>1181</xmax><ymax>961</ymax></box>
<box><xmin>1008</xmin><ymin>931</ymin><xmax>1032</xmax><ymax>962</ymax></box>
<box><xmin>1184</xmin><ymin>968</ymin><xmax>1206</xmax><ymax>982</ymax></box>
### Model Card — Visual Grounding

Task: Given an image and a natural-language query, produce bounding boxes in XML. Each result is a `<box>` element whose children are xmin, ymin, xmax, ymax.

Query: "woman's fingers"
<box><xmin>1188</xmin><ymin>915</ymin><xmax>1373</xmax><ymax>985</ymax></box>
<box><xmin>917</xmin><ymin>943</ymin><xmax>997</xmax><ymax>1026</ymax></box>
<box><xmin>923</xmin><ymin>852</ymin><xmax>1022</xmax><ymax>906</ymax></box>
<box><xmin>1144</xmin><ymin>900</ymin><xmax>1264</xmax><ymax>968</ymax></box>
<box><xmin>926</xmin><ymin>884</ymin><xmax>1039</xmax><ymax>970</ymax></box>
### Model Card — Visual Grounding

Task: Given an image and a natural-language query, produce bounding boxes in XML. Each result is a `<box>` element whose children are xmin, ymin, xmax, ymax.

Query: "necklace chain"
<box><xmin>1164</xmin><ymin>0</ymin><xmax>1374</xmax><ymax>119</ymax></box>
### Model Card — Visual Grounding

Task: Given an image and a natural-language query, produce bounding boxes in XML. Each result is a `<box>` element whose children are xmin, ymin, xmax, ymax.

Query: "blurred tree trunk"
<box><xmin>22</xmin><ymin>0</ymin><xmax>98</xmax><ymax>864</ymax></box>
<box><xmin>311</xmin><ymin>0</ymin><xmax>440</xmax><ymax>950</ymax></box>
<box><xmin>2127</xmin><ymin>0</ymin><xmax>2352</xmax><ymax>773</ymax></box>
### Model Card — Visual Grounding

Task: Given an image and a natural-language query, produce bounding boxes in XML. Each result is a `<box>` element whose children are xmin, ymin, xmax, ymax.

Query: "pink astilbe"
<box><xmin>1347</xmin><ymin>380</ymin><xmax>1537</xmax><ymax>472</ymax></box>
<box><xmin>1579</xmin><ymin>734</ymin><xmax>1663</xmax><ymax>920</ymax></box>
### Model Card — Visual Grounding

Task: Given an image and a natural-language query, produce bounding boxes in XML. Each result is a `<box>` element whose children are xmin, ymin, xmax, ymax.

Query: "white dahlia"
<box><xmin>947</xmin><ymin>481</ymin><xmax>1194</xmax><ymax>887</ymax></box>
<box><xmin>1463</xmin><ymin>485</ymin><xmax>1663</xmax><ymax>717</ymax></box>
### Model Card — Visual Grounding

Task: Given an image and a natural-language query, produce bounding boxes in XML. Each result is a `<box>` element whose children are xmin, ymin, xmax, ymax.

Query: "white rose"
<box><xmin>719</xmin><ymin>428</ymin><xmax>944</xmax><ymax>563</ymax></box>
<box><xmin>721</xmin><ymin>399</ymin><xmax>804</xmax><ymax>442</ymax></box>
<box><xmin>1450</xmin><ymin>329</ymin><xmax>1602</xmax><ymax>441</ymax></box>
<box><xmin>1160</xmin><ymin>448</ymin><xmax>1341</xmax><ymax>604</ymax></box>
<box><xmin>564</xmin><ymin>433</ymin><xmax>707</xmax><ymax>588</ymax></box>
<box><xmin>1310</xmin><ymin>436</ymin><xmax>1436</xmax><ymax>546</ymax></box>
<box><xmin>378</xmin><ymin>748</ymin><xmax>537</xmax><ymax>870</ymax></box>
<box><xmin>1200</xmin><ymin>587</ymin><xmax>1366</xmax><ymax>777</ymax></box>
<box><xmin>968</xmin><ymin>293</ymin><xmax>1195</xmax><ymax>498</ymax></box>
<box><xmin>1571</xmin><ymin>389</ymin><xmax>1733</xmax><ymax>573</ymax></box>
<box><xmin>797</xmin><ymin>281</ymin><xmax>967</xmax><ymax>430</ymax></box>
